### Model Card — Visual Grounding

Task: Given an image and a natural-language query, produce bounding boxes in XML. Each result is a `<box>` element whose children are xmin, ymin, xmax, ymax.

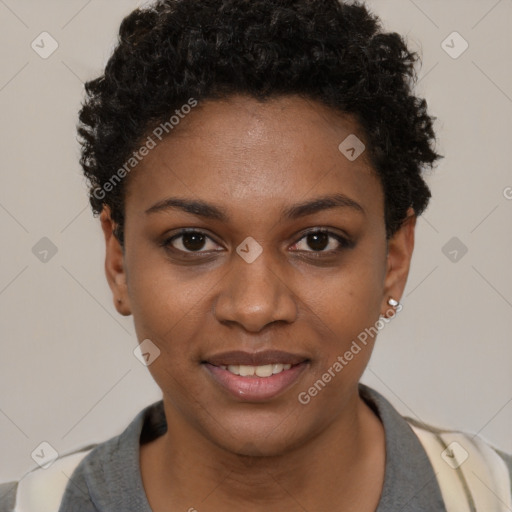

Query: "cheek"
<box><xmin>128</xmin><ymin>271</ymin><xmax>210</xmax><ymax>363</ymax></box>
<box><xmin>312</xmin><ymin>249</ymin><xmax>386</xmax><ymax>327</ymax></box>
<box><xmin>124</xmin><ymin>236</ymin><xmax>213</xmax><ymax>330</ymax></box>
<box><xmin>299</xmin><ymin>247</ymin><xmax>387</xmax><ymax>379</ymax></box>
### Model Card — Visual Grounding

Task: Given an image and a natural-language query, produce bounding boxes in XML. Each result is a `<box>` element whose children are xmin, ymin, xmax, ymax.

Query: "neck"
<box><xmin>141</xmin><ymin>390</ymin><xmax>385</xmax><ymax>511</ymax></box>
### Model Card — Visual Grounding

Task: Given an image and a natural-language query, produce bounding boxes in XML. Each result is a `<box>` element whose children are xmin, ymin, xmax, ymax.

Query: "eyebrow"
<box><xmin>145</xmin><ymin>193</ymin><xmax>365</xmax><ymax>221</ymax></box>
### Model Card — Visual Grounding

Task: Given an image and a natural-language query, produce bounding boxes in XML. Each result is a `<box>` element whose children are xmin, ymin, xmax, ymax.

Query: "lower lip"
<box><xmin>203</xmin><ymin>362</ymin><xmax>308</xmax><ymax>402</ymax></box>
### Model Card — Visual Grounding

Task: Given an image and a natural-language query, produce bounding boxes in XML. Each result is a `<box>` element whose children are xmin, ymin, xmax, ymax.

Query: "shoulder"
<box><xmin>405</xmin><ymin>415</ymin><xmax>512</xmax><ymax>471</ymax></box>
<box><xmin>0</xmin><ymin>401</ymin><xmax>162</xmax><ymax>512</ymax></box>
<box><xmin>0</xmin><ymin>445</ymin><xmax>96</xmax><ymax>512</ymax></box>
<box><xmin>404</xmin><ymin>416</ymin><xmax>512</xmax><ymax>510</ymax></box>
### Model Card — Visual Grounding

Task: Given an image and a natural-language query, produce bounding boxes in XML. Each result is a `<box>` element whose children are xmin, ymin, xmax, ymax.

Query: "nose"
<box><xmin>213</xmin><ymin>247</ymin><xmax>298</xmax><ymax>333</ymax></box>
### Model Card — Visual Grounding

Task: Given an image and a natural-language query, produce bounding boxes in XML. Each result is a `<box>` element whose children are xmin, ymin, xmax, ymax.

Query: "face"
<box><xmin>102</xmin><ymin>95</ymin><xmax>415</xmax><ymax>456</ymax></box>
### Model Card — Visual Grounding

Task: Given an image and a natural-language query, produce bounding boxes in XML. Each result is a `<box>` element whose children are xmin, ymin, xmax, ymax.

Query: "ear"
<box><xmin>100</xmin><ymin>207</ymin><xmax>132</xmax><ymax>316</ymax></box>
<box><xmin>380</xmin><ymin>207</ymin><xmax>416</xmax><ymax>317</ymax></box>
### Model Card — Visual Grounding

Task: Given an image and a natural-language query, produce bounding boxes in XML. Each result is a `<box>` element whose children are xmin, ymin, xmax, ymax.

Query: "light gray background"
<box><xmin>0</xmin><ymin>0</ymin><xmax>511</xmax><ymax>482</ymax></box>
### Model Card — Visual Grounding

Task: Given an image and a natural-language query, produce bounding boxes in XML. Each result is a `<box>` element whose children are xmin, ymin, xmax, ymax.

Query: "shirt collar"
<box><xmin>359</xmin><ymin>383</ymin><xmax>447</xmax><ymax>511</ymax></box>
<box><xmin>81</xmin><ymin>384</ymin><xmax>446</xmax><ymax>511</ymax></box>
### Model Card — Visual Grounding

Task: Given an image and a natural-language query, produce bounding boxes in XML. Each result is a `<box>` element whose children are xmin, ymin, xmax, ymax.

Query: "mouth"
<box><xmin>215</xmin><ymin>362</ymin><xmax>294</xmax><ymax>377</ymax></box>
<box><xmin>202</xmin><ymin>350</ymin><xmax>310</xmax><ymax>402</ymax></box>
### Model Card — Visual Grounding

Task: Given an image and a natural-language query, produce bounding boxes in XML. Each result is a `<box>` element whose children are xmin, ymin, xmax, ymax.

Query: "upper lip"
<box><xmin>203</xmin><ymin>350</ymin><xmax>309</xmax><ymax>367</ymax></box>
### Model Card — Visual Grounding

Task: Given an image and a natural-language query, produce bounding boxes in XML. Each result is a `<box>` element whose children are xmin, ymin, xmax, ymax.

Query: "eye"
<box><xmin>290</xmin><ymin>229</ymin><xmax>352</xmax><ymax>253</ymax></box>
<box><xmin>163</xmin><ymin>229</ymin><xmax>222</xmax><ymax>253</ymax></box>
<box><xmin>162</xmin><ymin>228</ymin><xmax>353</xmax><ymax>257</ymax></box>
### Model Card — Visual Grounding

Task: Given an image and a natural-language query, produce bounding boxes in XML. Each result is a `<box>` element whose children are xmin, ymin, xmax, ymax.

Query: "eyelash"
<box><xmin>161</xmin><ymin>228</ymin><xmax>353</xmax><ymax>257</ymax></box>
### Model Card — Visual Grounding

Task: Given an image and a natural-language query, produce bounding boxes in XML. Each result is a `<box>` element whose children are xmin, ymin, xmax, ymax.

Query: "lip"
<box><xmin>203</xmin><ymin>360</ymin><xmax>309</xmax><ymax>402</ymax></box>
<box><xmin>203</xmin><ymin>350</ymin><xmax>308</xmax><ymax>367</ymax></box>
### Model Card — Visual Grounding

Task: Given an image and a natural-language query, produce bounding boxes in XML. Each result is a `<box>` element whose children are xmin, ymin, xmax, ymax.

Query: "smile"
<box><xmin>203</xmin><ymin>361</ymin><xmax>308</xmax><ymax>401</ymax></box>
<box><xmin>219</xmin><ymin>363</ymin><xmax>292</xmax><ymax>377</ymax></box>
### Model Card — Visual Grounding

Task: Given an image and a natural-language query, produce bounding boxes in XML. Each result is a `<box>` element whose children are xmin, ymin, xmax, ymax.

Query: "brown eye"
<box><xmin>180</xmin><ymin>232</ymin><xmax>207</xmax><ymax>251</ymax></box>
<box><xmin>164</xmin><ymin>230</ymin><xmax>221</xmax><ymax>253</ymax></box>
<box><xmin>291</xmin><ymin>229</ymin><xmax>352</xmax><ymax>253</ymax></box>
<box><xmin>305</xmin><ymin>232</ymin><xmax>329</xmax><ymax>251</ymax></box>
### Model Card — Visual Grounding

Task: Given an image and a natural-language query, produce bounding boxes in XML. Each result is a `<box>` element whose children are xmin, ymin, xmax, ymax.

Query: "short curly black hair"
<box><xmin>78</xmin><ymin>0</ymin><xmax>442</xmax><ymax>245</ymax></box>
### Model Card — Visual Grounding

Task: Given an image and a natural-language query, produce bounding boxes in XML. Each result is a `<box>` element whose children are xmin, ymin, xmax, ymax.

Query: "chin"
<box><xmin>201</xmin><ymin>410</ymin><xmax>309</xmax><ymax>458</ymax></box>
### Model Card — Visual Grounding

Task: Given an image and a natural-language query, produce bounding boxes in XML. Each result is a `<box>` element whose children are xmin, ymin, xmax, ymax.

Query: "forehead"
<box><xmin>125</xmin><ymin>94</ymin><xmax>383</xmax><ymax>222</ymax></box>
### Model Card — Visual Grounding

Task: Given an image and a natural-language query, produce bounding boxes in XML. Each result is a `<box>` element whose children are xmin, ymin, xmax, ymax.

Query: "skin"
<box><xmin>100</xmin><ymin>94</ymin><xmax>416</xmax><ymax>511</ymax></box>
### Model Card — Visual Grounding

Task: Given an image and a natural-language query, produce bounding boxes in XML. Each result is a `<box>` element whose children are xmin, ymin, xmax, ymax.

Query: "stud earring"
<box><xmin>387</xmin><ymin>297</ymin><xmax>402</xmax><ymax>312</ymax></box>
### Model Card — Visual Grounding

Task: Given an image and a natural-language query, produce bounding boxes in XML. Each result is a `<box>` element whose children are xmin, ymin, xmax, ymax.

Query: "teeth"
<box><xmin>239</xmin><ymin>365</ymin><xmax>255</xmax><ymax>377</ymax></box>
<box><xmin>221</xmin><ymin>363</ymin><xmax>293</xmax><ymax>377</ymax></box>
<box><xmin>227</xmin><ymin>364</ymin><xmax>239</xmax><ymax>375</ymax></box>
<box><xmin>255</xmin><ymin>364</ymin><xmax>273</xmax><ymax>377</ymax></box>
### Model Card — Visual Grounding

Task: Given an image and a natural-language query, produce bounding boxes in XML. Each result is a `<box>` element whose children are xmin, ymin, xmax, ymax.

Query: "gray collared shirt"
<box><xmin>1</xmin><ymin>384</ymin><xmax>510</xmax><ymax>511</ymax></box>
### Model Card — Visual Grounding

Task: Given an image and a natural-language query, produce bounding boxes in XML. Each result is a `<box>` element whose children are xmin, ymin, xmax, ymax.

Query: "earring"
<box><xmin>387</xmin><ymin>297</ymin><xmax>402</xmax><ymax>312</ymax></box>
<box><xmin>117</xmin><ymin>298</ymin><xmax>122</xmax><ymax>304</ymax></box>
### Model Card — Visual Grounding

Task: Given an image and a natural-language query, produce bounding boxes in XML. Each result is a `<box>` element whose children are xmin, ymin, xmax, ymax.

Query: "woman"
<box><xmin>1</xmin><ymin>0</ymin><xmax>510</xmax><ymax>510</ymax></box>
